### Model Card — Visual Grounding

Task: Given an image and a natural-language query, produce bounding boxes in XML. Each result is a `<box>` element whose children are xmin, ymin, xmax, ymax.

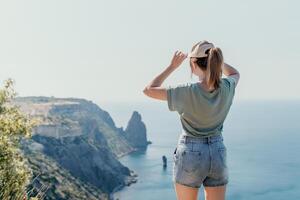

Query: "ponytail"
<box><xmin>206</xmin><ymin>47</ymin><xmax>223</xmax><ymax>89</ymax></box>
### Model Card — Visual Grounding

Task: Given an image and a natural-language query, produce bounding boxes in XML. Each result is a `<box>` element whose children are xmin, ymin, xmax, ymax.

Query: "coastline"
<box><xmin>109</xmin><ymin>142</ymin><xmax>152</xmax><ymax>200</ymax></box>
<box><xmin>109</xmin><ymin>170</ymin><xmax>138</xmax><ymax>200</ymax></box>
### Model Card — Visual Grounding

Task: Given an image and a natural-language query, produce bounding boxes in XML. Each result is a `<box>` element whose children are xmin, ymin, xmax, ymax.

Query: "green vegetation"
<box><xmin>0</xmin><ymin>79</ymin><xmax>37</xmax><ymax>200</ymax></box>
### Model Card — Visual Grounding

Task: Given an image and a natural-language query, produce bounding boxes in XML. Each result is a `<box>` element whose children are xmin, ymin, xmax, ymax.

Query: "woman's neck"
<box><xmin>198</xmin><ymin>78</ymin><xmax>215</xmax><ymax>92</ymax></box>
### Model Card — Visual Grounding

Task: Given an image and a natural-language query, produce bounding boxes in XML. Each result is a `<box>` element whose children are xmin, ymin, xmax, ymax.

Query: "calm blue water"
<box><xmin>100</xmin><ymin>100</ymin><xmax>300</xmax><ymax>200</ymax></box>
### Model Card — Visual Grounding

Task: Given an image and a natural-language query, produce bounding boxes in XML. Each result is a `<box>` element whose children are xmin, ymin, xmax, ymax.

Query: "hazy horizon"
<box><xmin>1</xmin><ymin>0</ymin><xmax>299</xmax><ymax>104</ymax></box>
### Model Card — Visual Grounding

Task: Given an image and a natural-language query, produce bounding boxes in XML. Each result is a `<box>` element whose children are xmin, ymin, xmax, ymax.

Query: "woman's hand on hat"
<box><xmin>169</xmin><ymin>50</ymin><xmax>187</xmax><ymax>69</ymax></box>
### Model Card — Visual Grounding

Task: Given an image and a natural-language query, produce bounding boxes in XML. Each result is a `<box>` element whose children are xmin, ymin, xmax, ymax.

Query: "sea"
<box><xmin>100</xmin><ymin>100</ymin><xmax>300</xmax><ymax>200</ymax></box>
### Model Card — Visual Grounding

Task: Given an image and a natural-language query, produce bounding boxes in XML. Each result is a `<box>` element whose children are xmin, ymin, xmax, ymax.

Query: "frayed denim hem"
<box><xmin>173</xmin><ymin>180</ymin><xmax>201</xmax><ymax>189</ymax></box>
<box><xmin>203</xmin><ymin>180</ymin><xmax>228</xmax><ymax>187</ymax></box>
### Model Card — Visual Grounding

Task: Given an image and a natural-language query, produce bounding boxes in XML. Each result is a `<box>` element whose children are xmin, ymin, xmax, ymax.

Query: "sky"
<box><xmin>0</xmin><ymin>0</ymin><xmax>299</xmax><ymax>105</ymax></box>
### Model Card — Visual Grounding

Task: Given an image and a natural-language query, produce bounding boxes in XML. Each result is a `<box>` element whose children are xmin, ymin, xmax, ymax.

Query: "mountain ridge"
<box><xmin>13</xmin><ymin>96</ymin><xmax>149</xmax><ymax>199</ymax></box>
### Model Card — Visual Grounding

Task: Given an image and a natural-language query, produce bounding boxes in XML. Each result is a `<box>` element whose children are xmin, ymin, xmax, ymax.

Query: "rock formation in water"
<box><xmin>119</xmin><ymin>111</ymin><xmax>151</xmax><ymax>149</ymax></box>
<box><xmin>110</xmin><ymin>110</ymin><xmax>151</xmax><ymax>156</ymax></box>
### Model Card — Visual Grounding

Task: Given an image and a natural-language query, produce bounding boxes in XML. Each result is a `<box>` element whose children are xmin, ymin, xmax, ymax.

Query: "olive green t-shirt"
<box><xmin>166</xmin><ymin>77</ymin><xmax>236</xmax><ymax>138</ymax></box>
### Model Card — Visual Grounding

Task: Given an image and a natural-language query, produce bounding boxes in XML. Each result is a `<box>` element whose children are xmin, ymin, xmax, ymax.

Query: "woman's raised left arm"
<box><xmin>142</xmin><ymin>50</ymin><xmax>187</xmax><ymax>100</ymax></box>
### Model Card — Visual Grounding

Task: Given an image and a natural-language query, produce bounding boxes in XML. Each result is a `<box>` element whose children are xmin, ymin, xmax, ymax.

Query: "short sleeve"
<box><xmin>226</xmin><ymin>76</ymin><xmax>236</xmax><ymax>88</ymax></box>
<box><xmin>166</xmin><ymin>83</ymin><xmax>190</xmax><ymax>113</ymax></box>
<box><xmin>223</xmin><ymin>77</ymin><xmax>236</xmax><ymax>96</ymax></box>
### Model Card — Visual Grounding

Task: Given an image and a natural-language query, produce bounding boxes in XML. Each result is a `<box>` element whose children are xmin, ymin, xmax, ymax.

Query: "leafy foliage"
<box><xmin>0</xmin><ymin>79</ymin><xmax>38</xmax><ymax>200</ymax></box>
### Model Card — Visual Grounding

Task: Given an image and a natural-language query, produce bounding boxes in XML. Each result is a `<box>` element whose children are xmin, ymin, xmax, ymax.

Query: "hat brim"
<box><xmin>187</xmin><ymin>53</ymin><xmax>208</xmax><ymax>58</ymax></box>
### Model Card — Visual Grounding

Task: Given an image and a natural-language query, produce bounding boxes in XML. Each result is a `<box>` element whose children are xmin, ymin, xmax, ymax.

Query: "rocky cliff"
<box><xmin>21</xmin><ymin>140</ymin><xmax>110</xmax><ymax>200</ymax></box>
<box><xmin>13</xmin><ymin>96</ymin><xmax>149</xmax><ymax>199</ymax></box>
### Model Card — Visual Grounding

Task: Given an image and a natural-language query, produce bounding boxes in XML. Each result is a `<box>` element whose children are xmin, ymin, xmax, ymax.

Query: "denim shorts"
<box><xmin>172</xmin><ymin>133</ymin><xmax>229</xmax><ymax>188</ymax></box>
